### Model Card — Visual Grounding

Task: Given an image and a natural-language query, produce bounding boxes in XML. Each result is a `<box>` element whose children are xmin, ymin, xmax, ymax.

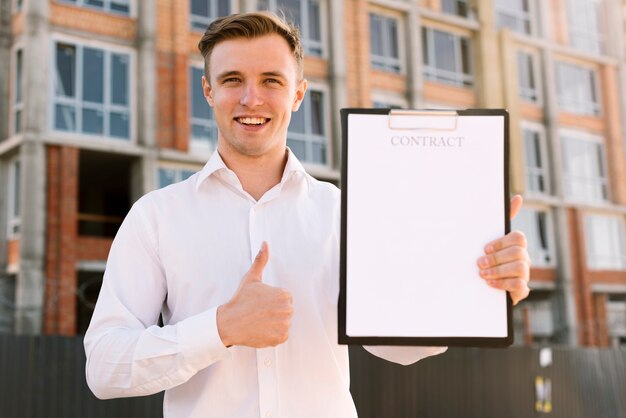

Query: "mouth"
<box><xmin>235</xmin><ymin>117</ymin><xmax>271</xmax><ymax>126</ymax></box>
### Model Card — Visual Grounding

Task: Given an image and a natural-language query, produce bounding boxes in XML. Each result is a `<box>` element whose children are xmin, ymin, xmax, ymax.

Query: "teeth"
<box><xmin>238</xmin><ymin>117</ymin><xmax>267</xmax><ymax>125</ymax></box>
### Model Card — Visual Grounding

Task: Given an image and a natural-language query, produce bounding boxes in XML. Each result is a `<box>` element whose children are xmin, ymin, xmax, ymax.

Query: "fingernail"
<box><xmin>485</xmin><ymin>244</ymin><xmax>494</xmax><ymax>254</ymax></box>
<box><xmin>478</xmin><ymin>257</ymin><xmax>489</xmax><ymax>268</ymax></box>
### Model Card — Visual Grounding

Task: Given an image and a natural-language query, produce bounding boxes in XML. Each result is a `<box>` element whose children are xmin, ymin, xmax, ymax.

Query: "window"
<box><xmin>585</xmin><ymin>215</ymin><xmax>626</xmax><ymax>270</ymax></box>
<box><xmin>190</xmin><ymin>0</ymin><xmax>231</xmax><ymax>31</ymax></box>
<box><xmin>517</xmin><ymin>51</ymin><xmax>539</xmax><ymax>103</ymax></box>
<box><xmin>495</xmin><ymin>0</ymin><xmax>532</xmax><ymax>35</ymax></box>
<box><xmin>189</xmin><ymin>67</ymin><xmax>218</xmax><ymax>153</ymax></box>
<box><xmin>288</xmin><ymin>90</ymin><xmax>326</xmax><ymax>164</ymax></box>
<box><xmin>54</xmin><ymin>42</ymin><xmax>131</xmax><ymax>139</ymax></box>
<box><xmin>607</xmin><ymin>296</ymin><xmax>626</xmax><ymax>347</ymax></box>
<box><xmin>512</xmin><ymin>208</ymin><xmax>554</xmax><ymax>267</ymax></box>
<box><xmin>441</xmin><ymin>0</ymin><xmax>469</xmax><ymax>17</ymax></box>
<box><xmin>258</xmin><ymin>0</ymin><xmax>323</xmax><ymax>56</ymax></box>
<box><xmin>369</xmin><ymin>13</ymin><xmax>401</xmax><ymax>73</ymax></box>
<box><xmin>372</xmin><ymin>101</ymin><xmax>402</xmax><ymax>109</ymax></box>
<box><xmin>158</xmin><ymin>168</ymin><xmax>196</xmax><ymax>188</ymax></box>
<box><xmin>422</xmin><ymin>28</ymin><xmax>473</xmax><ymax>87</ymax></box>
<box><xmin>14</xmin><ymin>49</ymin><xmax>23</xmax><ymax>135</ymax></box>
<box><xmin>59</xmin><ymin>0</ymin><xmax>130</xmax><ymax>15</ymax></box>
<box><xmin>522</xmin><ymin>125</ymin><xmax>548</xmax><ymax>194</ymax></box>
<box><xmin>567</xmin><ymin>0</ymin><xmax>604</xmax><ymax>54</ymax></box>
<box><xmin>7</xmin><ymin>159</ymin><xmax>21</xmax><ymax>238</ymax></box>
<box><xmin>15</xmin><ymin>0</ymin><xmax>23</xmax><ymax>13</ymax></box>
<box><xmin>561</xmin><ymin>134</ymin><xmax>608</xmax><ymax>202</ymax></box>
<box><xmin>555</xmin><ymin>62</ymin><xmax>600</xmax><ymax>116</ymax></box>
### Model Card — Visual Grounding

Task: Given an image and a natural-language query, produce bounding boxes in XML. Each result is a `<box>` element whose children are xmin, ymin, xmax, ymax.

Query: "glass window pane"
<box><xmin>13</xmin><ymin>161</ymin><xmax>20</xmax><ymax>217</ymax></box>
<box><xmin>56</xmin><ymin>44</ymin><xmax>76</xmax><ymax>97</ymax></box>
<box><xmin>369</xmin><ymin>14</ymin><xmax>383</xmax><ymax>56</ymax></box>
<box><xmin>159</xmin><ymin>168</ymin><xmax>176</xmax><ymax>188</ymax></box>
<box><xmin>218</xmin><ymin>0</ymin><xmax>231</xmax><ymax>16</ymax></box>
<box><xmin>191</xmin><ymin>0</ymin><xmax>208</xmax><ymax>17</ymax></box>
<box><xmin>111</xmin><ymin>1</ymin><xmax>130</xmax><ymax>13</ymax></box>
<box><xmin>83</xmin><ymin>48</ymin><xmax>104</xmax><ymax>103</ymax></box>
<box><xmin>289</xmin><ymin>107</ymin><xmax>305</xmax><ymax>133</ymax></box>
<box><xmin>86</xmin><ymin>0</ymin><xmax>104</xmax><ymax>8</ymax></box>
<box><xmin>15</xmin><ymin>50</ymin><xmax>22</xmax><ymax>104</ymax></box>
<box><xmin>55</xmin><ymin>104</ymin><xmax>76</xmax><ymax>131</ymax></box>
<box><xmin>110</xmin><ymin>111</ymin><xmax>130</xmax><ymax>138</ymax></box>
<box><xmin>181</xmin><ymin>170</ymin><xmax>195</xmax><ymax>180</ymax></box>
<box><xmin>287</xmin><ymin>139</ymin><xmax>306</xmax><ymax>160</ymax></box>
<box><xmin>308</xmin><ymin>0</ymin><xmax>321</xmax><ymax>42</ymax></box>
<box><xmin>14</xmin><ymin>110</ymin><xmax>22</xmax><ymax>134</ymax></box>
<box><xmin>312</xmin><ymin>143</ymin><xmax>326</xmax><ymax>164</ymax></box>
<box><xmin>82</xmin><ymin>108</ymin><xmax>104</xmax><ymax>134</ymax></box>
<box><xmin>191</xmin><ymin>67</ymin><xmax>212</xmax><ymax>120</ymax></box>
<box><xmin>433</xmin><ymin>30</ymin><xmax>456</xmax><ymax>72</ymax></box>
<box><xmin>310</xmin><ymin>91</ymin><xmax>324</xmax><ymax>135</ymax></box>
<box><xmin>111</xmin><ymin>54</ymin><xmax>129</xmax><ymax>106</ymax></box>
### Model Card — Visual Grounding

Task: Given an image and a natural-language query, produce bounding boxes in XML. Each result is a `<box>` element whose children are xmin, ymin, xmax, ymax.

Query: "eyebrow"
<box><xmin>215</xmin><ymin>70</ymin><xmax>289</xmax><ymax>81</ymax></box>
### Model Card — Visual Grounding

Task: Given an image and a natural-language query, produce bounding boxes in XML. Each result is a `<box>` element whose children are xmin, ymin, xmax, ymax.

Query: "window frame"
<box><xmin>11</xmin><ymin>46</ymin><xmax>25</xmax><ymax>137</ymax></box>
<box><xmin>584</xmin><ymin>214</ymin><xmax>626</xmax><ymax>271</ymax></box>
<box><xmin>441</xmin><ymin>0</ymin><xmax>470</xmax><ymax>18</ymax></box>
<box><xmin>555</xmin><ymin>61</ymin><xmax>601</xmax><ymax>116</ymax></box>
<box><xmin>560</xmin><ymin>130</ymin><xmax>609</xmax><ymax>203</ymax></box>
<box><xmin>287</xmin><ymin>82</ymin><xmax>331</xmax><ymax>167</ymax></box>
<box><xmin>422</xmin><ymin>27</ymin><xmax>474</xmax><ymax>88</ymax></box>
<box><xmin>368</xmin><ymin>12</ymin><xmax>404</xmax><ymax>74</ymax></box>
<box><xmin>188</xmin><ymin>64</ymin><xmax>219</xmax><ymax>155</ymax></box>
<box><xmin>566</xmin><ymin>0</ymin><xmax>604</xmax><ymax>55</ymax></box>
<box><xmin>517</xmin><ymin>50</ymin><xmax>542</xmax><ymax>105</ymax></box>
<box><xmin>189</xmin><ymin>0</ymin><xmax>233</xmax><ymax>32</ymax></box>
<box><xmin>57</xmin><ymin>0</ymin><xmax>134</xmax><ymax>17</ymax></box>
<box><xmin>521</xmin><ymin>121</ymin><xmax>549</xmax><ymax>196</ymax></box>
<box><xmin>258</xmin><ymin>0</ymin><xmax>327</xmax><ymax>58</ymax></box>
<box><xmin>495</xmin><ymin>0</ymin><xmax>536</xmax><ymax>36</ymax></box>
<box><xmin>49</xmin><ymin>34</ymin><xmax>136</xmax><ymax>143</ymax></box>
<box><xmin>512</xmin><ymin>206</ymin><xmax>557</xmax><ymax>268</ymax></box>
<box><xmin>157</xmin><ymin>165</ymin><xmax>199</xmax><ymax>189</ymax></box>
<box><xmin>7</xmin><ymin>158</ymin><xmax>21</xmax><ymax>240</ymax></box>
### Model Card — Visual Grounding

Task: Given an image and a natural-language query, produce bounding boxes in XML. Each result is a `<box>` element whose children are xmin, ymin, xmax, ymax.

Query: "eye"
<box><xmin>222</xmin><ymin>77</ymin><xmax>241</xmax><ymax>84</ymax></box>
<box><xmin>265</xmin><ymin>78</ymin><xmax>281</xmax><ymax>85</ymax></box>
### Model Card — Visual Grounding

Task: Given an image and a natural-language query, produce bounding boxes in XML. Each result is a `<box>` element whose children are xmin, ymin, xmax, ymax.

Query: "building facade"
<box><xmin>1</xmin><ymin>0</ymin><xmax>625</xmax><ymax>347</ymax></box>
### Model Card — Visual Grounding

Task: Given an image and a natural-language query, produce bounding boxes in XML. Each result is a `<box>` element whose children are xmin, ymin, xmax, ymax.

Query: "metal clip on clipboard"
<box><xmin>388</xmin><ymin>109</ymin><xmax>458</xmax><ymax>131</ymax></box>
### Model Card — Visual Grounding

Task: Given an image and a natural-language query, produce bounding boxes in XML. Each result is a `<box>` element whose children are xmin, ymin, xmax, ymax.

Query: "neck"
<box><xmin>218</xmin><ymin>145</ymin><xmax>288</xmax><ymax>201</ymax></box>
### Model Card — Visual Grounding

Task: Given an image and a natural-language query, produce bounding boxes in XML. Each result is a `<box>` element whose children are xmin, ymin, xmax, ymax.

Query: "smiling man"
<box><xmin>84</xmin><ymin>12</ymin><xmax>531</xmax><ymax>418</ymax></box>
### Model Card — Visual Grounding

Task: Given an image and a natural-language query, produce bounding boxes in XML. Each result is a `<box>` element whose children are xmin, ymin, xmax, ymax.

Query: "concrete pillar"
<box><xmin>0</xmin><ymin>0</ymin><xmax>11</xmax><ymax>141</ymax></box>
<box><xmin>137</xmin><ymin>0</ymin><xmax>157</xmax><ymax>195</ymax></box>
<box><xmin>15</xmin><ymin>0</ymin><xmax>49</xmax><ymax>334</ymax></box>
<box><xmin>406</xmin><ymin>7</ymin><xmax>423</xmax><ymax>108</ymax></box>
<box><xmin>328</xmin><ymin>0</ymin><xmax>347</xmax><ymax>171</ymax></box>
<box><xmin>541</xmin><ymin>47</ymin><xmax>578</xmax><ymax>346</ymax></box>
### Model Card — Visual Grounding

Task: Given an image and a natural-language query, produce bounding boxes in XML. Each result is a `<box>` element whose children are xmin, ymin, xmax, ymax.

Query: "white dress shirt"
<box><xmin>84</xmin><ymin>149</ymin><xmax>446</xmax><ymax>418</ymax></box>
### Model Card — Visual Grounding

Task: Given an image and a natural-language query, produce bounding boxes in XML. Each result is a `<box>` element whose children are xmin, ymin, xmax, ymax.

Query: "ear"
<box><xmin>292</xmin><ymin>78</ymin><xmax>307</xmax><ymax>112</ymax></box>
<box><xmin>202</xmin><ymin>75</ymin><xmax>214</xmax><ymax>107</ymax></box>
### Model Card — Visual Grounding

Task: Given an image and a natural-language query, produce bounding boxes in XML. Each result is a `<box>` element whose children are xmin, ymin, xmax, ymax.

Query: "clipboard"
<box><xmin>338</xmin><ymin>108</ymin><xmax>512</xmax><ymax>347</ymax></box>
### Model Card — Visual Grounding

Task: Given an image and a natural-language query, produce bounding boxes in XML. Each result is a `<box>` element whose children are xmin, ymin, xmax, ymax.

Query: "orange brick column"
<box><xmin>44</xmin><ymin>146</ymin><xmax>79</xmax><ymax>336</ymax></box>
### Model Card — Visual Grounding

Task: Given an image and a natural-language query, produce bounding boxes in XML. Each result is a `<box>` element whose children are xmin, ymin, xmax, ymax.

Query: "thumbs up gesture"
<box><xmin>216</xmin><ymin>242</ymin><xmax>294</xmax><ymax>348</ymax></box>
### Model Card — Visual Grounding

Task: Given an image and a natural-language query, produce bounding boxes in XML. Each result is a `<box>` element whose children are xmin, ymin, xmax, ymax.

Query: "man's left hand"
<box><xmin>476</xmin><ymin>195</ymin><xmax>531</xmax><ymax>305</ymax></box>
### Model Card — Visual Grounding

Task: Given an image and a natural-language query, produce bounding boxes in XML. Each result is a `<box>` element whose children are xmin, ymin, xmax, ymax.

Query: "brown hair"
<box><xmin>198</xmin><ymin>12</ymin><xmax>304</xmax><ymax>81</ymax></box>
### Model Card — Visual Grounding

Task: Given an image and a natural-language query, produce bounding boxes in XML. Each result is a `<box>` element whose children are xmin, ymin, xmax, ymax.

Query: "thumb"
<box><xmin>243</xmin><ymin>241</ymin><xmax>269</xmax><ymax>283</ymax></box>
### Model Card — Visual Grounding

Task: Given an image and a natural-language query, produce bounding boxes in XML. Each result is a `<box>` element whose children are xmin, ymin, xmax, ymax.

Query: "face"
<box><xmin>202</xmin><ymin>34</ymin><xmax>307</xmax><ymax>159</ymax></box>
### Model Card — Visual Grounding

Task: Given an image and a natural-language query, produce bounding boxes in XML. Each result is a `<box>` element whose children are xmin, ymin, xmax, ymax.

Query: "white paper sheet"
<box><xmin>345</xmin><ymin>113</ymin><xmax>507</xmax><ymax>338</ymax></box>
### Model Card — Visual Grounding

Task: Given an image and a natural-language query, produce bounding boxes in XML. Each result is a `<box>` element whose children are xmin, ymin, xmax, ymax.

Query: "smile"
<box><xmin>236</xmin><ymin>117</ymin><xmax>270</xmax><ymax>125</ymax></box>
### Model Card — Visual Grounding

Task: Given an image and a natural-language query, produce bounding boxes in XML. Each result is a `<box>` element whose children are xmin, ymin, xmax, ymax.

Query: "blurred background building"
<box><xmin>0</xmin><ymin>0</ymin><xmax>625</xmax><ymax>348</ymax></box>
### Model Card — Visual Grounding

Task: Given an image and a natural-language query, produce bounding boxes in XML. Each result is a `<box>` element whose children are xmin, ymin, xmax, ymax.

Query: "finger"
<box><xmin>484</xmin><ymin>231</ymin><xmax>527</xmax><ymax>254</ymax></box>
<box><xmin>477</xmin><ymin>245</ymin><xmax>530</xmax><ymax>269</ymax></box>
<box><xmin>510</xmin><ymin>194</ymin><xmax>523</xmax><ymax>220</ymax></box>
<box><xmin>479</xmin><ymin>260</ymin><xmax>530</xmax><ymax>280</ymax></box>
<box><xmin>485</xmin><ymin>277</ymin><xmax>530</xmax><ymax>305</ymax></box>
<box><xmin>243</xmin><ymin>241</ymin><xmax>269</xmax><ymax>283</ymax></box>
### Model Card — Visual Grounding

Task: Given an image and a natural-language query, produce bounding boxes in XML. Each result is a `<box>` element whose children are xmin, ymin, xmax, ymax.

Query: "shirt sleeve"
<box><xmin>363</xmin><ymin>346</ymin><xmax>448</xmax><ymax>366</ymax></box>
<box><xmin>83</xmin><ymin>198</ymin><xmax>231</xmax><ymax>400</ymax></box>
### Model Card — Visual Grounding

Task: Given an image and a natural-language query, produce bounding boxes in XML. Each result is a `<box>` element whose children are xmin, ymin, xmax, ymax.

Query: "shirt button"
<box><xmin>264</xmin><ymin>357</ymin><xmax>272</xmax><ymax>367</ymax></box>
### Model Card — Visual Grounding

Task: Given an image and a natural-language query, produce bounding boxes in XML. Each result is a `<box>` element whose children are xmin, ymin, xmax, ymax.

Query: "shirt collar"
<box><xmin>195</xmin><ymin>147</ymin><xmax>308</xmax><ymax>192</ymax></box>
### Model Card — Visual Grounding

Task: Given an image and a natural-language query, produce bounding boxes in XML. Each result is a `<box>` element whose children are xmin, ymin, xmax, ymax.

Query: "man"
<box><xmin>84</xmin><ymin>12</ymin><xmax>531</xmax><ymax>417</ymax></box>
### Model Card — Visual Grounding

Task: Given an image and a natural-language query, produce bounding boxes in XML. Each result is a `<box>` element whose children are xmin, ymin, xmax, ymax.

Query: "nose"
<box><xmin>240</xmin><ymin>82</ymin><xmax>264</xmax><ymax>108</ymax></box>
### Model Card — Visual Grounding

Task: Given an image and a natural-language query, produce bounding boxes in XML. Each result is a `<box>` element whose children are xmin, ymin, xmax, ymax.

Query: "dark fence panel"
<box><xmin>0</xmin><ymin>335</ymin><xmax>625</xmax><ymax>417</ymax></box>
<box><xmin>349</xmin><ymin>345</ymin><xmax>626</xmax><ymax>418</ymax></box>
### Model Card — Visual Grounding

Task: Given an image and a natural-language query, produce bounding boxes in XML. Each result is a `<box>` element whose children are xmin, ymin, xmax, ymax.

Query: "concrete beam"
<box><xmin>328</xmin><ymin>0</ymin><xmax>347</xmax><ymax>171</ymax></box>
